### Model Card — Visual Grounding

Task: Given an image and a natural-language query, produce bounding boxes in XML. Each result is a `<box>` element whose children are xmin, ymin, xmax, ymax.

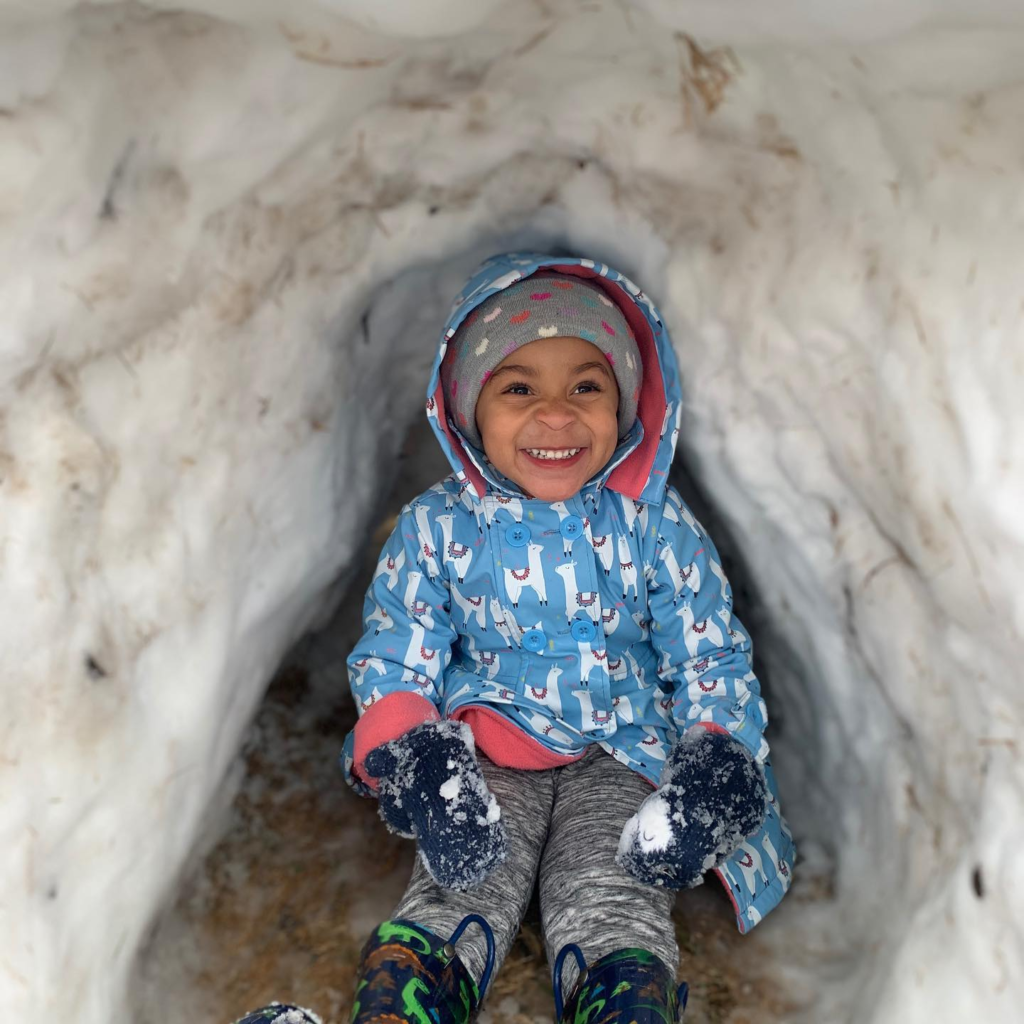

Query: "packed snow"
<box><xmin>2</xmin><ymin>1</ymin><xmax>1023</xmax><ymax>1022</ymax></box>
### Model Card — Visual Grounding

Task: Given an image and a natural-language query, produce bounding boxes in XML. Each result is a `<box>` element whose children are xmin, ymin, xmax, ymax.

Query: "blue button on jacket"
<box><xmin>505</xmin><ymin>524</ymin><xmax>530</xmax><ymax>547</ymax></box>
<box><xmin>522</xmin><ymin>629</ymin><xmax>547</xmax><ymax>652</ymax></box>
<box><xmin>560</xmin><ymin>515</ymin><xmax>584</xmax><ymax>540</ymax></box>
<box><xmin>570</xmin><ymin>618</ymin><xmax>597</xmax><ymax>643</ymax></box>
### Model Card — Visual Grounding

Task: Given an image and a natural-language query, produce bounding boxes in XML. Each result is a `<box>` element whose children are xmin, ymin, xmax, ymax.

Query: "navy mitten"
<box><xmin>616</xmin><ymin>729</ymin><xmax>767</xmax><ymax>889</ymax></box>
<box><xmin>365</xmin><ymin>720</ymin><xmax>507</xmax><ymax>891</ymax></box>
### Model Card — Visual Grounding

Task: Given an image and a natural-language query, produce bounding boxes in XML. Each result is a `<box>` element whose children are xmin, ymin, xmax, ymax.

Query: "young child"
<box><xmin>238</xmin><ymin>252</ymin><xmax>794</xmax><ymax>1024</ymax></box>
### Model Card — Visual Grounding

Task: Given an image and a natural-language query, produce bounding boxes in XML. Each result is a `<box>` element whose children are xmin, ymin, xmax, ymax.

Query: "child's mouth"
<box><xmin>521</xmin><ymin>447</ymin><xmax>586</xmax><ymax>467</ymax></box>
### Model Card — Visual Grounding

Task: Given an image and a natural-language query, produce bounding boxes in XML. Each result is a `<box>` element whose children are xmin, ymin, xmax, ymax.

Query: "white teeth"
<box><xmin>525</xmin><ymin>448</ymin><xmax>582</xmax><ymax>460</ymax></box>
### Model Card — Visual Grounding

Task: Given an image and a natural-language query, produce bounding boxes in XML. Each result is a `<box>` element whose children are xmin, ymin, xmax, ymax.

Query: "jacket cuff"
<box><xmin>688</xmin><ymin>722</ymin><xmax>729</xmax><ymax>736</ymax></box>
<box><xmin>687</xmin><ymin>720</ymin><xmax>765</xmax><ymax>762</ymax></box>
<box><xmin>353</xmin><ymin>691</ymin><xmax>441</xmax><ymax>788</ymax></box>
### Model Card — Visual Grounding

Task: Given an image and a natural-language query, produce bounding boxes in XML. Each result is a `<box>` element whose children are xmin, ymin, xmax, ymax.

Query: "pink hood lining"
<box><xmin>431</xmin><ymin>264</ymin><xmax>668</xmax><ymax>502</ymax></box>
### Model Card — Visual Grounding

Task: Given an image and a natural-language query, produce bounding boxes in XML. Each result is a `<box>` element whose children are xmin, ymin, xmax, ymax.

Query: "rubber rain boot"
<box><xmin>351</xmin><ymin>914</ymin><xmax>495</xmax><ymax>1024</ymax></box>
<box><xmin>553</xmin><ymin>944</ymin><xmax>689</xmax><ymax>1024</ymax></box>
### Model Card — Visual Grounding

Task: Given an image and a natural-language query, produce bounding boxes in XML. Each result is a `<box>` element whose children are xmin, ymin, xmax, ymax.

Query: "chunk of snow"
<box><xmin>439</xmin><ymin>775</ymin><xmax>461</xmax><ymax>801</ymax></box>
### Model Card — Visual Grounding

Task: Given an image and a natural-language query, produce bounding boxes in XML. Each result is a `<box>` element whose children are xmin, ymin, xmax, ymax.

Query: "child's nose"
<box><xmin>534</xmin><ymin>399</ymin><xmax>576</xmax><ymax>430</ymax></box>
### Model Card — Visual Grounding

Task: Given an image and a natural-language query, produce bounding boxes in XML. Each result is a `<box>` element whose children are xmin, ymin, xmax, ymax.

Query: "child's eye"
<box><xmin>501</xmin><ymin>380</ymin><xmax>603</xmax><ymax>397</ymax></box>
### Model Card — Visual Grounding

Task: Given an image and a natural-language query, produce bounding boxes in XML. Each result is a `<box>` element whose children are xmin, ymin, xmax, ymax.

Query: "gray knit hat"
<box><xmin>441</xmin><ymin>272</ymin><xmax>641</xmax><ymax>449</ymax></box>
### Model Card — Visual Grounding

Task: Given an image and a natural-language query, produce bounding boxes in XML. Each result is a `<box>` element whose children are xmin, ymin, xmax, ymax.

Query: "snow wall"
<box><xmin>2</xmin><ymin>1</ymin><xmax>1023</xmax><ymax>1021</ymax></box>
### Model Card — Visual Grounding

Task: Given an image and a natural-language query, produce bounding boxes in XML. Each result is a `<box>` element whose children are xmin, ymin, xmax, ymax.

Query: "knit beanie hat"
<box><xmin>441</xmin><ymin>272</ymin><xmax>641</xmax><ymax>450</ymax></box>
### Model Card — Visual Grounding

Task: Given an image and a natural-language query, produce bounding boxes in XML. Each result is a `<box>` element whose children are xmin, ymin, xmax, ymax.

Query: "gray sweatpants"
<box><xmin>392</xmin><ymin>745</ymin><xmax>678</xmax><ymax>998</ymax></box>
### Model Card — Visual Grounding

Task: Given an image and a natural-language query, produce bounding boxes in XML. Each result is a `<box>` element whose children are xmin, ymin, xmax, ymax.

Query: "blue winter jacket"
<box><xmin>342</xmin><ymin>252</ymin><xmax>795</xmax><ymax>933</ymax></box>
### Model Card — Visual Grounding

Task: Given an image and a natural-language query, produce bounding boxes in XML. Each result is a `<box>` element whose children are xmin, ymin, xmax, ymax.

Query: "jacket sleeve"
<box><xmin>346</xmin><ymin>501</ymin><xmax>457</xmax><ymax>782</ymax></box>
<box><xmin>645</xmin><ymin>486</ymin><xmax>770</xmax><ymax>763</ymax></box>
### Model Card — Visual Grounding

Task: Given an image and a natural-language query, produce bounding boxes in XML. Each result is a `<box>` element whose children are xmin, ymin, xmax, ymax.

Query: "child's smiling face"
<box><xmin>474</xmin><ymin>335</ymin><xmax>620</xmax><ymax>502</ymax></box>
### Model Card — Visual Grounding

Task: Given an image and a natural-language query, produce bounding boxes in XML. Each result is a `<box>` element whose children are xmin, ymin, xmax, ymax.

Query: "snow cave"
<box><xmin>2</xmin><ymin>2</ymin><xmax>1022</xmax><ymax>1022</ymax></box>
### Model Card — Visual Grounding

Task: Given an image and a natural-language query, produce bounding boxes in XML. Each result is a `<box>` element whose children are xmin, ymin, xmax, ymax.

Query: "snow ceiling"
<box><xmin>1</xmin><ymin>0</ymin><xmax>1023</xmax><ymax>1021</ymax></box>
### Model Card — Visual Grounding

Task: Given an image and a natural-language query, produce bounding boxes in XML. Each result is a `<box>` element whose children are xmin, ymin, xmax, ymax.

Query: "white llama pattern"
<box><xmin>504</xmin><ymin>543</ymin><xmax>549</xmax><ymax>607</ymax></box>
<box><xmin>617</xmin><ymin>535</ymin><xmax>639</xmax><ymax>602</ymax></box>
<box><xmin>436</xmin><ymin>513</ymin><xmax>474</xmax><ymax>582</ymax></box>
<box><xmin>554</xmin><ymin>561</ymin><xmax>600</xmax><ymax>621</ymax></box>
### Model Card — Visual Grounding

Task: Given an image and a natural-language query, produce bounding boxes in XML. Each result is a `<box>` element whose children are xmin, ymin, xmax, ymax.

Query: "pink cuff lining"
<box><xmin>451</xmin><ymin>705</ymin><xmax>584</xmax><ymax>770</ymax></box>
<box><xmin>353</xmin><ymin>696</ymin><xmax>711</xmax><ymax>788</ymax></box>
<box><xmin>691</xmin><ymin>722</ymin><xmax>729</xmax><ymax>735</ymax></box>
<box><xmin>353</xmin><ymin>692</ymin><xmax>441</xmax><ymax>787</ymax></box>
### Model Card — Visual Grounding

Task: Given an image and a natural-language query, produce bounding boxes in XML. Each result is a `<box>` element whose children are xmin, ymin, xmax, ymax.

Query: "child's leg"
<box><xmin>538</xmin><ymin>747</ymin><xmax>678</xmax><ymax>991</ymax></box>
<box><xmin>392</xmin><ymin>752</ymin><xmax>554</xmax><ymax>991</ymax></box>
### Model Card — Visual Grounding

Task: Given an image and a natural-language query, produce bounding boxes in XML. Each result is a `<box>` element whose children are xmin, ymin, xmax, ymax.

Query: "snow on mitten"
<box><xmin>364</xmin><ymin>720</ymin><xmax>507</xmax><ymax>891</ymax></box>
<box><xmin>616</xmin><ymin>729</ymin><xmax>767</xmax><ymax>889</ymax></box>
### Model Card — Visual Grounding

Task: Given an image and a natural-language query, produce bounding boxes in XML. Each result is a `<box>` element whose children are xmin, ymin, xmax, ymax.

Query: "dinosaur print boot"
<box><xmin>351</xmin><ymin>915</ymin><xmax>495</xmax><ymax>1024</ymax></box>
<box><xmin>553</xmin><ymin>945</ymin><xmax>688</xmax><ymax>1024</ymax></box>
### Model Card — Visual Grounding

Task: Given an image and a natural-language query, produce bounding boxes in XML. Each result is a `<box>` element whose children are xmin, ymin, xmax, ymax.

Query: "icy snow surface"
<box><xmin>2</xmin><ymin>1</ymin><xmax>1024</xmax><ymax>1022</ymax></box>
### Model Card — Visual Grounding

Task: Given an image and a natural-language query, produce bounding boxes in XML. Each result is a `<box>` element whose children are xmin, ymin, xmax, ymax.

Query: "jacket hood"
<box><xmin>426</xmin><ymin>252</ymin><xmax>682</xmax><ymax>505</ymax></box>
